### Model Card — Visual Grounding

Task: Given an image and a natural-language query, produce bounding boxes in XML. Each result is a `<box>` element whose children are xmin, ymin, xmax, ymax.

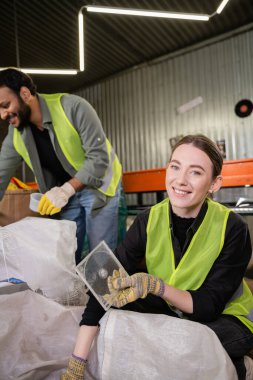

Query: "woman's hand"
<box><xmin>104</xmin><ymin>269</ymin><xmax>165</xmax><ymax>308</ymax></box>
<box><xmin>60</xmin><ymin>355</ymin><xmax>87</xmax><ymax>380</ymax></box>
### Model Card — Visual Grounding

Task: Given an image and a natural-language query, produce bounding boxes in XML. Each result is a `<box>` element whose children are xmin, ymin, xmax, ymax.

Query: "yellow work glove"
<box><xmin>38</xmin><ymin>182</ymin><xmax>75</xmax><ymax>215</ymax></box>
<box><xmin>104</xmin><ymin>268</ymin><xmax>165</xmax><ymax>308</ymax></box>
<box><xmin>61</xmin><ymin>355</ymin><xmax>87</xmax><ymax>380</ymax></box>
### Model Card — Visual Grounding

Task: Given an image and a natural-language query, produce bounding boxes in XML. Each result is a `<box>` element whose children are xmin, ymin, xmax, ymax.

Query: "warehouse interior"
<box><xmin>0</xmin><ymin>0</ymin><xmax>253</xmax><ymax>92</ymax></box>
<box><xmin>1</xmin><ymin>0</ymin><xmax>253</xmax><ymax>379</ymax></box>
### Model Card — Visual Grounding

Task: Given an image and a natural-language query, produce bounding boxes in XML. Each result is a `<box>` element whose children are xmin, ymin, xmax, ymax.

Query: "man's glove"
<box><xmin>60</xmin><ymin>355</ymin><xmax>87</xmax><ymax>380</ymax></box>
<box><xmin>38</xmin><ymin>182</ymin><xmax>75</xmax><ymax>215</ymax></box>
<box><xmin>104</xmin><ymin>268</ymin><xmax>165</xmax><ymax>308</ymax></box>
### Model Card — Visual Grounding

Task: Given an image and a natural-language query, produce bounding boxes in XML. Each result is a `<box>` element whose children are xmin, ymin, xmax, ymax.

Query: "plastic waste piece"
<box><xmin>76</xmin><ymin>241</ymin><xmax>128</xmax><ymax>310</ymax></box>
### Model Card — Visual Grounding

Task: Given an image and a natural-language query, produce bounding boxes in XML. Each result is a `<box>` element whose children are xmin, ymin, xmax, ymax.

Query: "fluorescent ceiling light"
<box><xmin>79</xmin><ymin>10</ymin><xmax>85</xmax><ymax>71</ymax></box>
<box><xmin>0</xmin><ymin>68</ymin><xmax>78</xmax><ymax>75</ymax></box>
<box><xmin>21</xmin><ymin>69</ymin><xmax>77</xmax><ymax>75</ymax></box>
<box><xmin>216</xmin><ymin>0</ymin><xmax>231</xmax><ymax>14</ymax></box>
<box><xmin>79</xmin><ymin>2</ymin><xmax>232</xmax><ymax>75</ymax></box>
<box><xmin>86</xmin><ymin>6</ymin><xmax>209</xmax><ymax>21</ymax></box>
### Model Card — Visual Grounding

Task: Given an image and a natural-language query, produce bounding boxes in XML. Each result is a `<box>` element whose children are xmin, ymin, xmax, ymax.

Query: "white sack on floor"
<box><xmin>0</xmin><ymin>289</ymin><xmax>83</xmax><ymax>380</ymax></box>
<box><xmin>0</xmin><ymin>217</ymin><xmax>87</xmax><ymax>305</ymax></box>
<box><xmin>86</xmin><ymin>309</ymin><xmax>237</xmax><ymax>380</ymax></box>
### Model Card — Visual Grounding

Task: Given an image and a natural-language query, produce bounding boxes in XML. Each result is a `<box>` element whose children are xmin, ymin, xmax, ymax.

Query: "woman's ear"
<box><xmin>209</xmin><ymin>176</ymin><xmax>223</xmax><ymax>194</ymax></box>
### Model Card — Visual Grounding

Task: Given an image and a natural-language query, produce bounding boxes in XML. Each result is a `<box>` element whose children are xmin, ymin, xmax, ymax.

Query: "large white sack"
<box><xmin>0</xmin><ymin>289</ymin><xmax>83</xmax><ymax>380</ymax></box>
<box><xmin>0</xmin><ymin>217</ymin><xmax>87</xmax><ymax>304</ymax></box>
<box><xmin>86</xmin><ymin>309</ymin><xmax>238</xmax><ymax>380</ymax></box>
<box><xmin>0</xmin><ymin>291</ymin><xmax>238</xmax><ymax>380</ymax></box>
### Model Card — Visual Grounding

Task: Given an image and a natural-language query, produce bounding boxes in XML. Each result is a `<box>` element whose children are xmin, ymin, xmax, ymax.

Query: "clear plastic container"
<box><xmin>29</xmin><ymin>193</ymin><xmax>42</xmax><ymax>212</ymax></box>
<box><xmin>76</xmin><ymin>241</ymin><xmax>128</xmax><ymax>310</ymax></box>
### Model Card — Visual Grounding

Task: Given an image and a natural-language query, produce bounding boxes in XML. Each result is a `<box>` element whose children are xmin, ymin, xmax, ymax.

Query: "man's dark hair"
<box><xmin>0</xmin><ymin>68</ymin><xmax>37</xmax><ymax>95</ymax></box>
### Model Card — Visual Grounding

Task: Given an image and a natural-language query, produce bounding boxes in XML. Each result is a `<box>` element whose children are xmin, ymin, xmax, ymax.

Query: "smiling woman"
<box><xmin>62</xmin><ymin>134</ymin><xmax>253</xmax><ymax>380</ymax></box>
<box><xmin>166</xmin><ymin>135</ymin><xmax>223</xmax><ymax>218</ymax></box>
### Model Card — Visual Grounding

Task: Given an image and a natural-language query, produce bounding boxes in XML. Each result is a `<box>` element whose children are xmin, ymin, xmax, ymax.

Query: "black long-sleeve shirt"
<box><xmin>80</xmin><ymin>201</ymin><xmax>252</xmax><ymax>326</ymax></box>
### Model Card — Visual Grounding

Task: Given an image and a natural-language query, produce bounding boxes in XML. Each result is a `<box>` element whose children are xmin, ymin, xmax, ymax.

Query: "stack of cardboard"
<box><xmin>0</xmin><ymin>187</ymin><xmax>39</xmax><ymax>226</ymax></box>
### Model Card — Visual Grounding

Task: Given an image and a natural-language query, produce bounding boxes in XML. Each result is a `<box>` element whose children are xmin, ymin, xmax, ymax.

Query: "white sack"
<box><xmin>86</xmin><ymin>309</ymin><xmax>238</xmax><ymax>380</ymax></box>
<box><xmin>0</xmin><ymin>217</ymin><xmax>87</xmax><ymax>304</ymax></box>
<box><xmin>0</xmin><ymin>289</ymin><xmax>83</xmax><ymax>380</ymax></box>
<box><xmin>0</xmin><ymin>291</ymin><xmax>238</xmax><ymax>380</ymax></box>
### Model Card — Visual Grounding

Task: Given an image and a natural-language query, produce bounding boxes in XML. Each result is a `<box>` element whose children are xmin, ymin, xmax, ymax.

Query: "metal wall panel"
<box><xmin>75</xmin><ymin>29</ymin><xmax>253</xmax><ymax>175</ymax></box>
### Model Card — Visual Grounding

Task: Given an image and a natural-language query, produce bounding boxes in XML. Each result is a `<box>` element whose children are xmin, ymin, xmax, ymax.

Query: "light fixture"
<box><xmin>0</xmin><ymin>1</ymin><xmax>78</xmax><ymax>76</ymax></box>
<box><xmin>21</xmin><ymin>69</ymin><xmax>78</xmax><ymax>75</ymax></box>
<box><xmin>0</xmin><ymin>68</ymin><xmax>78</xmax><ymax>75</ymax></box>
<box><xmin>85</xmin><ymin>6</ymin><xmax>210</xmax><ymax>21</ymax></box>
<box><xmin>79</xmin><ymin>2</ymin><xmax>232</xmax><ymax>73</ymax></box>
<box><xmin>3</xmin><ymin>1</ymin><xmax>232</xmax><ymax>76</ymax></box>
<box><xmin>216</xmin><ymin>0</ymin><xmax>231</xmax><ymax>14</ymax></box>
<box><xmin>79</xmin><ymin>9</ymin><xmax>85</xmax><ymax>71</ymax></box>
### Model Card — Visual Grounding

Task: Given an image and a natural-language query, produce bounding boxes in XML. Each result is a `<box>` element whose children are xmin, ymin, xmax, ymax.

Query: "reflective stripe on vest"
<box><xmin>13</xmin><ymin>93</ymin><xmax>122</xmax><ymax>196</ymax></box>
<box><xmin>146</xmin><ymin>198</ymin><xmax>253</xmax><ymax>332</ymax></box>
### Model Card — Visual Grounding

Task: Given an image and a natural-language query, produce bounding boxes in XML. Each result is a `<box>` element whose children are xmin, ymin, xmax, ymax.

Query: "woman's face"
<box><xmin>166</xmin><ymin>143</ymin><xmax>220</xmax><ymax>218</ymax></box>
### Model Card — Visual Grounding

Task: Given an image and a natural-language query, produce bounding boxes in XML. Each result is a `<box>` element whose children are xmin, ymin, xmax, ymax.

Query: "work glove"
<box><xmin>104</xmin><ymin>268</ymin><xmax>165</xmax><ymax>308</ymax></box>
<box><xmin>60</xmin><ymin>355</ymin><xmax>87</xmax><ymax>380</ymax></box>
<box><xmin>38</xmin><ymin>182</ymin><xmax>75</xmax><ymax>216</ymax></box>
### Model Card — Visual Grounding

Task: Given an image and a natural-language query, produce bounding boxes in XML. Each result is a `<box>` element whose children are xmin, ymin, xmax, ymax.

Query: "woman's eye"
<box><xmin>170</xmin><ymin>164</ymin><xmax>179</xmax><ymax>170</ymax></box>
<box><xmin>191</xmin><ymin>170</ymin><xmax>201</xmax><ymax>176</ymax></box>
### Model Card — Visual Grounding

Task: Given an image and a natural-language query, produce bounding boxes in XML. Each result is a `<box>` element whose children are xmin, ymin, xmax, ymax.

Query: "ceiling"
<box><xmin>1</xmin><ymin>0</ymin><xmax>253</xmax><ymax>93</ymax></box>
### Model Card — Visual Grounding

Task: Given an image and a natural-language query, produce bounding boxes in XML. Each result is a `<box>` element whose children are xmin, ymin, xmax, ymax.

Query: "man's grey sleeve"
<box><xmin>62</xmin><ymin>94</ymin><xmax>109</xmax><ymax>188</ymax></box>
<box><xmin>0</xmin><ymin>126</ymin><xmax>23</xmax><ymax>200</ymax></box>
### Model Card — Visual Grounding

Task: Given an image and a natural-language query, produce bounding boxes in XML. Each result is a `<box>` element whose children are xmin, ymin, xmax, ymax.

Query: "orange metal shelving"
<box><xmin>23</xmin><ymin>159</ymin><xmax>253</xmax><ymax>194</ymax></box>
<box><xmin>122</xmin><ymin>159</ymin><xmax>253</xmax><ymax>193</ymax></box>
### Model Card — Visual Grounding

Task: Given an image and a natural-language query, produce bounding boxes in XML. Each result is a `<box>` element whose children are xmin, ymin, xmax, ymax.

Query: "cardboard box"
<box><xmin>0</xmin><ymin>189</ymin><xmax>40</xmax><ymax>226</ymax></box>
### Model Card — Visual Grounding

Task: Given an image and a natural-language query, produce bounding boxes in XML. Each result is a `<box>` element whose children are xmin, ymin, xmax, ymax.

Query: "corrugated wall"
<box><xmin>75</xmin><ymin>28</ymin><xmax>253</xmax><ymax>174</ymax></box>
<box><xmin>75</xmin><ymin>27</ymin><xmax>253</xmax><ymax>206</ymax></box>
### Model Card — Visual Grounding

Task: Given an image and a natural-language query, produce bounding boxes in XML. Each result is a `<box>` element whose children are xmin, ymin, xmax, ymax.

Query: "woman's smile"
<box><xmin>173</xmin><ymin>187</ymin><xmax>191</xmax><ymax>196</ymax></box>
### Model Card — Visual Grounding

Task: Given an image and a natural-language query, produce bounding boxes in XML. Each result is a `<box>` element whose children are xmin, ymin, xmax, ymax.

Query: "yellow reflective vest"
<box><xmin>13</xmin><ymin>93</ymin><xmax>122</xmax><ymax>197</ymax></box>
<box><xmin>146</xmin><ymin>198</ymin><xmax>253</xmax><ymax>332</ymax></box>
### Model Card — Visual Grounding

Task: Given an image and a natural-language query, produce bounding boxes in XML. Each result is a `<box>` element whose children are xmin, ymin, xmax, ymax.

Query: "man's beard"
<box><xmin>16</xmin><ymin>96</ymin><xmax>31</xmax><ymax>128</ymax></box>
